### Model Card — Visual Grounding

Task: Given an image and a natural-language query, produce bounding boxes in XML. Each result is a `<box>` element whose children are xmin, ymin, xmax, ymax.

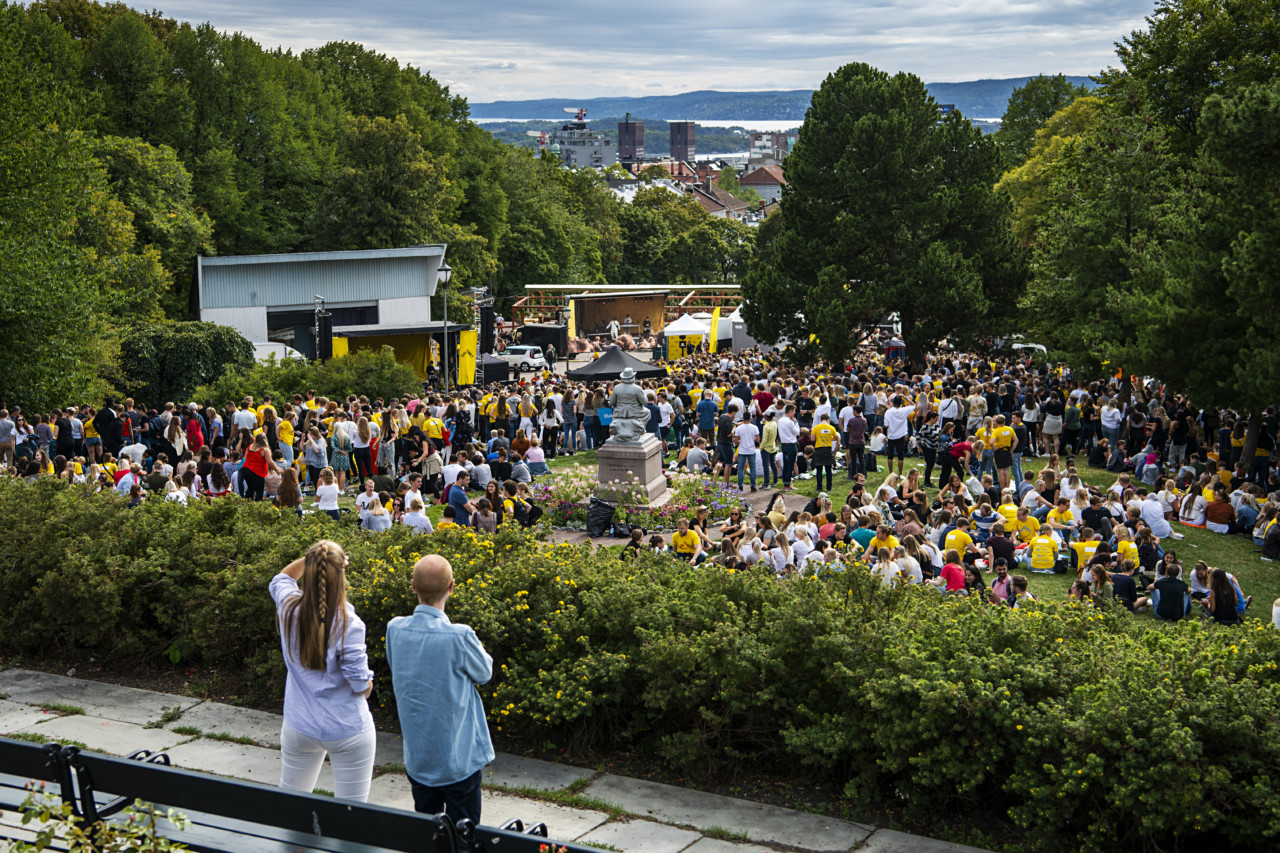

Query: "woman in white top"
<box><xmin>270</xmin><ymin>540</ymin><xmax>375</xmax><ymax>802</ymax></box>
<box><xmin>401</xmin><ymin>498</ymin><xmax>434</xmax><ymax>534</ymax></box>
<box><xmin>769</xmin><ymin>536</ymin><xmax>794</xmax><ymax>575</ymax></box>
<box><xmin>314</xmin><ymin>468</ymin><xmax>342</xmax><ymax>521</ymax></box>
<box><xmin>791</xmin><ymin>528</ymin><xmax>814</xmax><ymax>566</ymax></box>
<box><xmin>1179</xmin><ymin>490</ymin><xmax>1208</xmax><ymax>527</ymax></box>
<box><xmin>163</xmin><ymin>480</ymin><xmax>187</xmax><ymax>505</ymax></box>
<box><xmin>538</xmin><ymin>400</ymin><xmax>563</xmax><ymax>459</ymax></box>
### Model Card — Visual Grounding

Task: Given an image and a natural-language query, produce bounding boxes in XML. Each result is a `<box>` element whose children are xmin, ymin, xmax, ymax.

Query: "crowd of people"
<box><xmin>2</xmin><ymin>330</ymin><xmax>1276</xmax><ymax>623</ymax></box>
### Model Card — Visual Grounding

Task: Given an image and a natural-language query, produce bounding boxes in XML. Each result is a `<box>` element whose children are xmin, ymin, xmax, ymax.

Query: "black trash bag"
<box><xmin>611</xmin><ymin>522</ymin><xmax>636</xmax><ymax>538</ymax></box>
<box><xmin>586</xmin><ymin>496</ymin><xmax>616</xmax><ymax>538</ymax></box>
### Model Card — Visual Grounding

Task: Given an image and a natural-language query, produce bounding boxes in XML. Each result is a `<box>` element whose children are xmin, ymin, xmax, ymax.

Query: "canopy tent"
<box><xmin>567</xmin><ymin>346</ymin><xmax>667</xmax><ymax>381</ymax></box>
<box><xmin>663</xmin><ymin>313</ymin><xmax>710</xmax><ymax>336</ymax></box>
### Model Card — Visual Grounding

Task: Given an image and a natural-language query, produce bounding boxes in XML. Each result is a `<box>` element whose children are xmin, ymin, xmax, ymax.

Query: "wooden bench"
<box><xmin>0</xmin><ymin>737</ymin><xmax>597</xmax><ymax>853</ymax></box>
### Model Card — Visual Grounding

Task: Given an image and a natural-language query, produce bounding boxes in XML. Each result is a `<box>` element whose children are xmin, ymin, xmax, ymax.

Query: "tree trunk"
<box><xmin>1241</xmin><ymin>411</ymin><xmax>1263</xmax><ymax>468</ymax></box>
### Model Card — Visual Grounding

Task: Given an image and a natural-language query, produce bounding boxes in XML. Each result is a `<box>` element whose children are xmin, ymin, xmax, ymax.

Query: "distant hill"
<box><xmin>470</xmin><ymin>77</ymin><xmax>1098</xmax><ymax>123</ymax></box>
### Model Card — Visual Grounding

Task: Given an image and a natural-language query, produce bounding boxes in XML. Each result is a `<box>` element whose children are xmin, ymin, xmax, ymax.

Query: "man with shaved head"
<box><xmin>386</xmin><ymin>555</ymin><xmax>494</xmax><ymax>825</ymax></box>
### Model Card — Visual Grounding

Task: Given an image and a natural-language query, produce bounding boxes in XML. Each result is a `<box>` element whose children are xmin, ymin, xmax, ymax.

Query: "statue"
<box><xmin>607</xmin><ymin>368</ymin><xmax>650</xmax><ymax>444</ymax></box>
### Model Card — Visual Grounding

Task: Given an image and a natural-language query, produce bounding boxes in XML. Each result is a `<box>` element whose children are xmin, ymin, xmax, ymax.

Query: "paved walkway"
<box><xmin>0</xmin><ymin>669</ymin><xmax>987</xmax><ymax>853</ymax></box>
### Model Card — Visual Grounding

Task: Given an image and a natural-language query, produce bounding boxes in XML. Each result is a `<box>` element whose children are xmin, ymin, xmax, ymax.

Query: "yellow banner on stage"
<box><xmin>430</xmin><ymin>337</ymin><xmax>440</xmax><ymax>367</ymax></box>
<box><xmin>667</xmin><ymin>333</ymin><xmax>701</xmax><ymax>361</ymax></box>
<box><xmin>709</xmin><ymin>307</ymin><xmax>721</xmax><ymax>354</ymax></box>
<box><xmin>457</xmin><ymin>330</ymin><xmax>477</xmax><ymax>386</ymax></box>
<box><xmin>332</xmin><ymin>336</ymin><xmax>349</xmax><ymax>358</ymax></box>
<box><xmin>567</xmin><ymin>299</ymin><xmax>577</xmax><ymax>339</ymax></box>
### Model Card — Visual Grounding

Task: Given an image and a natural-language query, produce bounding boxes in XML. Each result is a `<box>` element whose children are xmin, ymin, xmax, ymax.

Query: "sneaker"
<box><xmin>1246</xmin><ymin>595</ymin><xmax>1253</xmax><ymax>610</ymax></box>
<box><xmin>751</xmin><ymin>487</ymin><xmax>758</xmax><ymax>493</ymax></box>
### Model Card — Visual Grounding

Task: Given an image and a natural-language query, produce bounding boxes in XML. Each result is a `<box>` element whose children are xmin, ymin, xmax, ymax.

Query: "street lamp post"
<box><xmin>438</xmin><ymin>261</ymin><xmax>453</xmax><ymax>392</ymax></box>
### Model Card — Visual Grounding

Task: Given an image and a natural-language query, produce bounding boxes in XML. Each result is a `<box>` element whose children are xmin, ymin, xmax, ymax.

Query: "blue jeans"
<box><xmin>980</xmin><ymin>448</ymin><xmax>995</xmax><ymax>478</ymax></box>
<box><xmin>1011</xmin><ymin>452</ymin><xmax>1023</xmax><ymax>485</ymax></box>
<box><xmin>583</xmin><ymin>415</ymin><xmax>597</xmax><ymax>449</ymax></box>
<box><xmin>761</xmin><ymin>449</ymin><xmax>777</xmax><ymax>486</ymax></box>
<box><xmin>562</xmin><ymin>420</ymin><xmax>576</xmax><ymax>452</ymax></box>
<box><xmin>781</xmin><ymin>443</ymin><xmax>797</xmax><ymax>485</ymax></box>
<box><xmin>410</xmin><ymin>768</ymin><xmax>482</xmax><ymax>827</ymax></box>
<box><xmin>737</xmin><ymin>452</ymin><xmax>757</xmax><ymax>490</ymax></box>
<box><xmin>1101</xmin><ymin>424</ymin><xmax>1119</xmax><ymax>447</ymax></box>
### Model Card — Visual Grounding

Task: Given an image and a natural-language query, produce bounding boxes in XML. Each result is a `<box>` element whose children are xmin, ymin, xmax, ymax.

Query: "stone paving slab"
<box><xmin>18</xmin><ymin>715</ymin><xmax>186</xmax><ymax>756</ymax></box>
<box><xmin>0</xmin><ymin>670</ymin><xmax>199</xmax><ymax>726</ymax></box>
<box><xmin>164</xmin><ymin>702</ymin><xmax>283</xmax><ymax>747</ymax></box>
<box><xmin>578</xmin><ymin>818</ymin><xmax>704</xmax><ymax>853</ymax></box>
<box><xmin>483</xmin><ymin>752</ymin><xmax>595</xmax><ymax>791</ymax></box>
<box><xmin>583</xmin><ymin>775</ymin><xmax>873</xmax><ymax>852</ymax></box>
<box><xmin>0</xmin><ymin>699</ymin><xmax>55</xmax><ymax>734</ymax></box>
<box><xmin>367</xmin><ymin>773</ymin><xmax>417</xmax><ymax>811</ymax></box>
<box><xmin>481</xmin><ymin>790</ymin><xmax>611</xmax><ymax>841</ymax></box>
<box><xmin>858</xmin><ymin>829</ymin><xmax>992</xmax><ymax>853</ymax></box>
<box><xmin>162</xmin><ymin>738</ymin><xmax>287</xmax><ymax>786</ymax></box>
<box><xmin>683</xmin><ymin>838</ymin><xmax>781</xmax><ymax>853</ymax></box>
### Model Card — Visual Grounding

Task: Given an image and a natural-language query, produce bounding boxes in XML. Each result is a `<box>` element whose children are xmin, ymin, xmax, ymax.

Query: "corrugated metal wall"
<box><xmin>201</xmin><ymin>254</ymin><xmax>442</xmax><ymax>310</ymax></box>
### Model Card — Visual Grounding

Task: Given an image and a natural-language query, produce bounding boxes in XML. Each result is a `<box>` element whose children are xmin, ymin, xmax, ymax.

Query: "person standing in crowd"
<box><xmin>387</xmin><ymin>555</ymin><xmax>494</xmax><ymax>826</ymax></box>
<box><xmin>271</xmin><ymin>540</ymin><xmax>375</xmax><ymax>802</ymax></box>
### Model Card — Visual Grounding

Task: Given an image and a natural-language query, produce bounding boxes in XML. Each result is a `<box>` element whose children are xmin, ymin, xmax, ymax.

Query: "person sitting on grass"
<box><xmin>437</xmin><ymin>505</ymin><xmax>458</xmax><ymax>530</ymax></box>
<box><xmin>671</xmin><ymin>518</ymin><xmax>705</xmax><ymax>564</ymax></box>
<box><xmin>1199</xmin><ymin>567</ymin><xmax>1242</xmax><ymax>625</ymax></box>
<box><xmin>1149</xmin><ymin>561</ymin><xmax>1189</xmax><ymax>620</ymax></box>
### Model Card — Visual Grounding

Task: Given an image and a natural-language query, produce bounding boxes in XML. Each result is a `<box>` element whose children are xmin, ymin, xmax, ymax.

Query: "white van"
<box><xmin>253</xmin><ymin>342</ymin><xmax>306</xmax><ymax>362</ymax></box>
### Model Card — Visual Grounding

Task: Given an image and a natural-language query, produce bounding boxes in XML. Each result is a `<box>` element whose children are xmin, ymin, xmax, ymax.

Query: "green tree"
<box><xmin>1107</xmin><ymin>0</ymin><xmax>1280</xmax><ymax>152</ymax></box>
<box><xmin>114</xmin><ymin>321</ymin><xmax>253</xmax><ymax>404</ymax></box>
<box><xmin>995</xmin><ymin>96</ymin><xmax>1104</xmax><ymax>243</ymax></box>
<box><xmin>92</xmin><ymin>135</ymin><xmax>213</xmax><ymax>316</ymax></box>
<box><xmin>311</xmin><ymin>114</ymin><xmax>451</xmax><ymax>251</ymax></box>
<box><xmin>0</xmin><ymin>1</ymin><xmax>116</xmax><ymax>409</ymax></box>
<box><xmin>86</xmin><ymin>10</ymin><xmax>192</xmax><ymax>142</ymax></box>
<box><xmin>993</xmin><ymin>74</ymin><xmax>1091</xmax><ymax>166</ymax></box>
<box><xmin>1017</xmin><ymin>99</ymin><xmax>1179</xmax><ymax>379</ymax></box>
<box><xmin>743</xmin><ymin>63</ymin><xmax>1026</xmax><ymax>366</ymax></box>
<box><xmin>716</xmin><ymin>166</ymin><xmax>760</xmax><ymax>203</ymax></box>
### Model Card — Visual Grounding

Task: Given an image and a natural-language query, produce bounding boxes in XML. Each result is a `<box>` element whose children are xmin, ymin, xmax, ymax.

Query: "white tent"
<box><xmin>664</xmin><ymin>313</ymin><xmax>710</xmax><ymax>336</ymax></box>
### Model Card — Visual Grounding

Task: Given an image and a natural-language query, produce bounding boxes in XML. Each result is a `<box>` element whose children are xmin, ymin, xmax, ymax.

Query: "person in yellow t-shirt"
<box><xmin>945</xmin><ymin>518</ymin><xmax>980</xmax><ymax>561</ymax></box>
<box><xmin>1023</xmin><ymin>532</ymin><xmax>1060</xmax><ymax>572</ymax></box>
<box><xmin>997</xmin><ymin>495</ymin><xmax>1019</xmax><ymax>526</ymax></box>
<box><xmin>811</xmin><ymin>419</ymin><xmax>839</xmax><ymax>449</ymax></box>
<box><xmin>989</xmin><ymin>414</ymin><xmax>1017</xmax><ymax>491</ymax></box>
<box><xmin>1047</xmin><ymin>498</ymin><xmax>1077</xmax><ymax>541</ymax></box>
<box><xmin>425</xmin><ymin>416</ymin><xmax>445</xmax><ymax>442</ymax></box>
<box><xmin>1009</xmin><ymin>507</ymin><xmax>1040</xmax><ymax>544</ymax></box>
<box><xmin>670</xmin><ymin>519</ymin><xmax>704</xmax><ymax>563</ymax></box>
<box><xmin>1069</xmin><ymin>533</ymin><xmax>1100</xmax><ymax>576</ymax></box>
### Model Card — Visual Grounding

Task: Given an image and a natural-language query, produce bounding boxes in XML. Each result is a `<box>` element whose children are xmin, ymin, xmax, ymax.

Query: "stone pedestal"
<box><xmin>595</xmin><ymin>435</ymin><xmax>669</xmax><ymax>503</ymax></box>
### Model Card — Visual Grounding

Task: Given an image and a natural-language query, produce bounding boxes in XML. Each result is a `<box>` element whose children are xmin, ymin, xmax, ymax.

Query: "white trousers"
<box><xmin>279</xmin><ymin>724</ymin><xmax>376</xmax><ymax>802</ymax></box>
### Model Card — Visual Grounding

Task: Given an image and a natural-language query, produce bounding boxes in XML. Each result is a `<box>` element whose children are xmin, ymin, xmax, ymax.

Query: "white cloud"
<box><xmin>132</xmin><ymin>0</ymin><xmax>1151</xmax><ymax>100</ymax></box>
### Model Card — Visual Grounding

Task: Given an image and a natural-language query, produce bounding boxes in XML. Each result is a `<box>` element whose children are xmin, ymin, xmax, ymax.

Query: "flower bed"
<box><xmin>529</xmin><ymin>468</ymin><xmax>746</xmax><ymax>530</ymax></box>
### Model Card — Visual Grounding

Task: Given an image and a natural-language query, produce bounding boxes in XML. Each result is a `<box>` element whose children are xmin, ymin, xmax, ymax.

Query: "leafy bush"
<box><xmin>191</xmin><ymin>346</ymin><xmax>421</xmax><ymax>406</ymax></box>
<box><xmin>115</xmin><ymin>321</ymin><xmax>254</xmax><ymax>405</ymax></box>
<box><xmin>3</xmin><ymin>477</ymin><xmax>1280</xmax><ymax>851</ymax></box>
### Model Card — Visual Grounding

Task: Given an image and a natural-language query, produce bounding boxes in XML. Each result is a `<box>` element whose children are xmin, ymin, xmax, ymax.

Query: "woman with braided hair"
<box><xmin>270</xmin><ymin>540</ymin><xmax>376</xmax><ymax>801</ymax></box>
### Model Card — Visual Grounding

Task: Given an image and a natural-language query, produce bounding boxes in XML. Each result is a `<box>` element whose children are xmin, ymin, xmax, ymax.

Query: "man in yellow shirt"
<box><xmin>670</xmin><ymin>519</ymin><xmax>704</xmax><ymax>563</ymax></box>
<box><xmin>1047</xmin><ymin>498</ymin><xmax>1077</xmax><ymax>542</ymax></box>
<box><xmin>810</xmin><ymin>412</ymin><xmax>840</xmax><ymax>492</ymax></box>
<box><xmin>1069</xmin><ymin>530</ymin><xmax>1100</xmax><ymax>576</ymax></box>
<box><xmin>1009</xmin><ymin>507</ymin><xmax>1040</xmax><ymax>544</ymax></box>
<box><xmin>944</xmin><ymin>517</ymin><xmax>982</xmax><ymax>564</ymax></box>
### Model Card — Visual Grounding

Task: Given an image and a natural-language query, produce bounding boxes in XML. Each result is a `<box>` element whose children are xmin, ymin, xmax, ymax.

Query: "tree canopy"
<box><xmin>743</xmin><ymin>62</ymin><xmax>1026</xmax><ymax>366</ymax></box>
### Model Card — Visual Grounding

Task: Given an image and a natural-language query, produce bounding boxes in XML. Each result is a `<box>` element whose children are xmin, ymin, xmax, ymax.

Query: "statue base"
<box><xmin>596</xmin><ymin>435</ymin><xmax>669</xmax><ymax>503</ymax></box>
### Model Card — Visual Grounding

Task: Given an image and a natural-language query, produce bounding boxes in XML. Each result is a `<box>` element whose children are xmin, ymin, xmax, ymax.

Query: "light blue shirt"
<box><xmin>386</xmin><ymin>605</ymin><xmax>494</xmax><ymax>786</ymax></box>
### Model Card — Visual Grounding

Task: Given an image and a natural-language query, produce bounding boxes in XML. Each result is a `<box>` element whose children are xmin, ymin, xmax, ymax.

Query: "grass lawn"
<box><xmin>781</xmin><ymin>452</ymin><xmax>1276</xmax><ymax>621</ymax></box>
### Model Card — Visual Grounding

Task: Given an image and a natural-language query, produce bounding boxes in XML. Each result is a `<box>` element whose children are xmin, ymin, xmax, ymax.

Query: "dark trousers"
<box><xmin>241</xmin><ymin>468</ymin><xmax>265</xmax><ymax>501</ymax></box>
<box><xmin>938</xmin><ymin>454</ymin><xmax>961</xmax><ymax>487</ymax></box>
<box><xmin>922</xmin><ymin>448</ymin><xmax>937</xmax><ymax>486</ymax></box>
<box><xmin>781</xmin><ymin>442</ymin><xmax>798</xmax><ymax>485</ymax></box>
<box><xmin>353</xmin><ymin>446</ymin><xmax>373</xmax><ymax>485</ymax></box>
<box><xmin>410</xmin><ymin>769</ymin><xmax>482</xmax><ymax>827</ymax></box>
<box><xmin>848</xmin><ymin>443</ymin><xmax>866</xmax><ymax>477</ymax></box>
<box><xmin>814</xmin><ymin>449</ymin><xmax>834</xmax><ymax>493</ymax></box>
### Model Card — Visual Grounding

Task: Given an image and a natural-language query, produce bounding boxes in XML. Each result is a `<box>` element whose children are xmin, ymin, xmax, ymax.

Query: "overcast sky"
<box><xmin>136</xmin><ymin>0</ymin><xmax>1155</xmax><ymax>102</ymax></box>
